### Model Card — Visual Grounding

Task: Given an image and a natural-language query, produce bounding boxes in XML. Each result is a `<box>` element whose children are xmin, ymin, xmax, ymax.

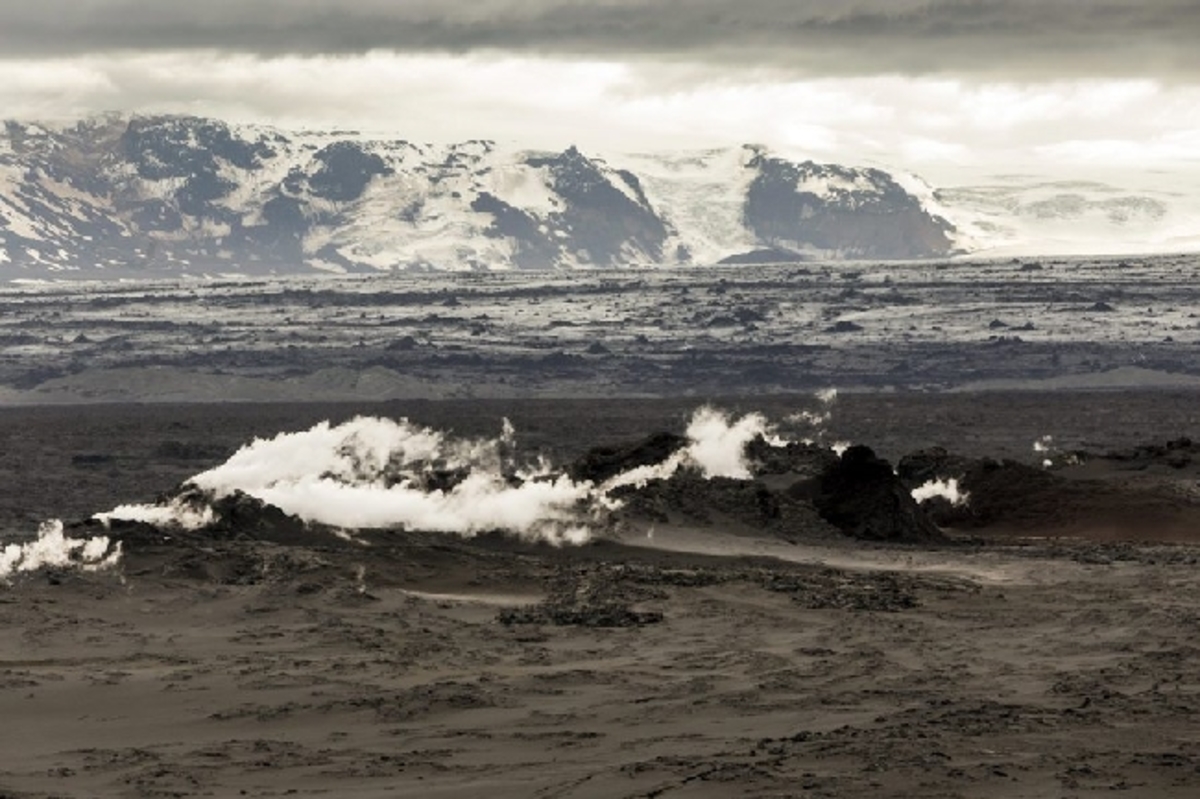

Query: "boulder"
<box><xmin>793</xmin><ymin>446</ymin><xmax>943</xmax><ymax>542</ymax></box>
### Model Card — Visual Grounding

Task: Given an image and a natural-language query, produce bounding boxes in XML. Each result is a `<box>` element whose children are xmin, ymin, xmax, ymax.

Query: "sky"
<box><xmin>1</xmin><ymin>1</ymin><xmax>1199</xmax><ymax>181</ymax></box>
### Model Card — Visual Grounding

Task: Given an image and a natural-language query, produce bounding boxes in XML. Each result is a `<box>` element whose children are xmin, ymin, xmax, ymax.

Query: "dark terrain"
<box><xmin>4</xmin><ymin>393</ymin><xmax>1200</xmax><ymax>797</ymax></box>
<box><xmin>5</xmin><ymin>258</ymin><xmax>1200</xmax><ymax>404</ymax></box>
<box><xmin>3</xmin><ymin>391</ymin><xmax>1200</xmax><ymax>531</ymax></box>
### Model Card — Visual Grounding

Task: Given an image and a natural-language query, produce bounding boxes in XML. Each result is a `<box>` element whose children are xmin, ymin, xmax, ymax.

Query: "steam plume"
<box><xmin>95</xmin><ymin>400</ymin><xmax>844</xmax><ymax>545</ymax></box>
<box><xmin>0</xmin><ymin>520</ymin><xmax>122</xmax><ymax>580</ymax></box>
<box><xmin>911</xmin><ymin>478</ymin><xmax>969</xmax><ymax>507</ymax></box>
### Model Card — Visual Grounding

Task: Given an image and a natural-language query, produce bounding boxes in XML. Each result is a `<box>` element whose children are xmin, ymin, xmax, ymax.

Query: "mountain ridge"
<box><xmin>0</xmin><ymin>114</ymin><xmax>960</xmax><ymax>276</ymax></box>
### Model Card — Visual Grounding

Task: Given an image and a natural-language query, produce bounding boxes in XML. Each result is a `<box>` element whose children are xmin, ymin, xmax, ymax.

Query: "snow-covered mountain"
<box><xmin>5</xmin><ymin>114</ymin><xmax>1192</xmax><ymax>277</ymax></box>
<box><xmin>0</xmin><ymin>115</ymin><xmax>959</xmax><ymax>276</ymax></box>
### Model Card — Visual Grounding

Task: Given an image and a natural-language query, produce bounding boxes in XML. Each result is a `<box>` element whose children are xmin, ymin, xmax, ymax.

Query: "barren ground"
<box><xmin>3</xmin><ymin>393</ymin><xmax>1200</xmax><ymax>798</ymax></box>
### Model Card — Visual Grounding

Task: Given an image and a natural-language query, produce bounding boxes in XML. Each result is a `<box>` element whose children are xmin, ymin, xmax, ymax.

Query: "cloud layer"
<box><xmin>2</xmin><ymin>3</ymin><xmax>1198</xmax><ymax>182</ymax></box>
<box><xmin>1</xmin><ymin>1</ymin><xmax>1199</xmax><ymax>78</ymax></box>
<box><xmin>4</xmin><ymin>51</ymin><xmax>1199</xmax><ymax>179</ymax></box>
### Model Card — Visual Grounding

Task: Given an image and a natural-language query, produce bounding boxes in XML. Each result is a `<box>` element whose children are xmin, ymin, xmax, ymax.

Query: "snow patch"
<box><xmin>796</xmin><ymin>171</ymin><xmax>878</xmax><ymax>197</ymax></box>
<box><xmin>614</xmin><ymin>147</ymin><xmax>759</xmax><ymax>264</ymax></box>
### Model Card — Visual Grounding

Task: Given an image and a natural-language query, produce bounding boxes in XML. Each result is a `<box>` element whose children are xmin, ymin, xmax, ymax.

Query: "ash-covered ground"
<box><xmin>5</xmin><ymin>257</ymin><xmax>1200</xmax><ymax>403</ymax></box>
<box><xmin>4</xmin><ymin>393</ymin><xmax>1200</xmax><ymax>797</ymax></box>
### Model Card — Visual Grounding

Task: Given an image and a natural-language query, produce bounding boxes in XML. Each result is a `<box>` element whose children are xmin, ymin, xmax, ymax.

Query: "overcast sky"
<box><xmin>2</xmin><ymin>0</ymin><xmax>1199</xmax><ymax>180</ymax></box>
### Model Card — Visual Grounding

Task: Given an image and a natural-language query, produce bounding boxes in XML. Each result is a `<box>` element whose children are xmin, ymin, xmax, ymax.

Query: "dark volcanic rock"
<box><xmin>934</xmin><ymin>459</ymin><xmax>1073</xmax><ymax>531</ymax></box>
<box><xmin>747</xmin><ymin>437</ymin><xmax>839</xmax><ymax>479</ymax></box>
<box><xmin>72</xmin><ymin>517</ymin><xmax>169</xmax><ymax>551</ymax></box>
<box><xmin>386</xmin><ymin>335</ymin><xmax>419</xmax><ymax>351</ymax></box>
<box><xmin>523</xmin><ymin>146</ymin><xmax>669</xmax><ymax>267</ymax></box>
<box><xmin>498</xmin><ymin>565</ymin><xmax>664</xmax><ymax>628</ymax></box>
<box><xmin>794</xmin><ymin>446</ymin><xmax>943</xmax><ymax>542</ymax></box>
<box><xmin>765</xmin><ymin>569</ymin><xmax>922</xmax><ymax>611</ymax></box>
<box><xmin>718</xmin><ymin>247</ymin><xmax>810</xmax><ymax>265</ymax></box>
<box><xmin>899</xmin><ymin>446</ymin><xmax>1200</xmax><ymax>537</ymax></box>
<box><xmin>568</xmin><ymin>432</ymin><xmax>687</xmax><ymax>484</ymax></box>
<box><xmin>154</xmin><ymin>440</ymin><xmax>231</xmax><ymax>461</ymax></box>
<box><xmin>498</xmin><ymin>603</ymin><xmax>663</xmax><ymax>628</ymax></box>
<box><xmin>306</xmin><ymin>141</ymin><xmax>392</xmax><ymax>203</ymax></box>
<box><xmin>206</xmin><ymin>490</ymin><xmax>332</xmax><ymax>547</ymax></box>
<box><xmin>1100</xmin><ymin>437</ymin><xmax>1198</xmax><ymax>471</ymax></box>
<box><xmin>616</xmin><ymin>471</ymin><xmax>837</xmax><ymax>542</ymax></box>
<box><xmin>586</xmin><ymin>341</ymin><xmax>613</xmax><ymax>356</ymax></box>
<box><xmin>471</xmin><ymin>192</ymin><xmax>561</xmax><ymax>269</ymax></box>
<box><xmin>409</xmin><ymin>467</ymin><xmax>473</xmax><ymax>494</ymax></box>
<box><xmin>691</xmin><ymin>476</ymin><xmax>783</xmax><ymax>527</ymax></box>
<box><xmin>743</xmin><ymin>155</ymin><xmax>955</xmax><ymax>259</ymax></box>
<box><xmin>897</xmin><ymin>446</ymin><xmax>973</xmax><ymax>488</ymax></box>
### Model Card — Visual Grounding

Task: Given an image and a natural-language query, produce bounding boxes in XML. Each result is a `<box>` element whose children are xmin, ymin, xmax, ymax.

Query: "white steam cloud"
<box><xmin>787</xmin><ymin>388</ymin><xmax>838</xmax><ymax>429</ymax></box>
<box><xmin>0</xmin><ymin>520</ymin><xmax>122</xmax><ymax>581</ymax></box>
<box><xmin>95</xmin><ymin>404</ymin><xmax>835</xmax><ymax>545</ymax></box>
<box><xmin>253</xmin><ymin>471</ymin><xmax>595</xmax><ymax>545</ymax></box>
<box><xmin>685</xmin><ymin>406</ymin><xmax>779</xmax><ymax>480</ymax></box>
<box><xmin>911</xmin><ymin>478</ymin><xmax>970</xmax><ymax>507</ymax></box>
<box><xmin>96</xmin><ymin>496</ymin><xmax>215</xmax><ymax>531</ymax></box>
<box><xmin>103</xmin><ymin>415</ymin><xmax>595</xmax><ymax>546</ymax></box>
<box><xmin>1034</xmin><ymin>434</ymin><xmax>1055</xmax><ymax>467</ymax></box>
<box><xmin>1033</xmin><ymin>434</ymin><xmax>1075</xmax><ymax>469</ymax></box>
<box><xmin>786</xmin><ymin>388</ymin><xmax>850</xmax><ymax>455</ymax></box>
<box><xmin>603</xmin><ymin>405</ymin><xmax>785</xmax><ymax>491</ymax></box>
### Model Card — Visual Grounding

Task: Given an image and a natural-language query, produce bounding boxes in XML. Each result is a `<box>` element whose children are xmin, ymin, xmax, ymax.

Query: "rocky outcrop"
<box><xmin>744</xmin><ymin>156</ymin><xmax>956</xmax><ymax>260</ymax></box>
<box><xmin>568</xmin><ymin>432</ymin><xmax>688</xmax><ymax>484</ymax></box>
<box><xmin>792</xmin><ymin>446</ymin><xmax>944</xmax><ymax>542</ymax></box>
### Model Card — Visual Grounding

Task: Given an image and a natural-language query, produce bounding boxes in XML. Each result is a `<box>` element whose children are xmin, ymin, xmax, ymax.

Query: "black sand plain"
<box><xmin>3</xmin><ymin>392</ymin><xmax>1200</xmax><ymax>797</ymax></box>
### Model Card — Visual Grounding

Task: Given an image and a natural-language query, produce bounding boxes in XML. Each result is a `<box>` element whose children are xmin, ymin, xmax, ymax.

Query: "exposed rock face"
<box><xmin>896</xmin><ymin>446</ymin><xmax>973</xmax><ymax>487</ymax></box>
<box><xmin>568</xmin><ymin>432</ymin><xmax>688</xmax><ymax>485</ymax></box>
<box><xmin>612</xmin><ymin>471</ymin><xmax>839</xmax><ymax>542</ymax></box>
<box><xmin>746</xmin><ymin>437</ymin><xmax>839</xmax><ymax>480</ymax></box>
<box><xmin>471</xmin><ymin>147</ymin><xmax>669</xmax><ymax>269</ymax></box>
<box><xmin>718</xmin><ymin>247</ymin><xmax>811</xmax><ymax>265</ymax></box>
<box><xmin>897</xmin><ymin>445</ymin><xmax>1200</xmax><ymax>537</ymax></box>
<box><xmin>306</xmin><ymin>141</ymin><xmax>393</xmax><ymax>204</ymax></box>
<box><xmin>0</xmin><ymin>115</ymin><xmax>961</xmax><ymax>276</ymax></box>
<box><xmin>523</xmin><ymin>147</ymin><xmax>669</xmax><ymax>267</ymax></box>
<box><xmin>927</xmin><ymin>459</ymin><xmax>1062</xmax><ymax>531</ymax></box>
<box><xmin>1101</xmin><ymin>437</ymin><xmax>1198</xmax><ymax>470</ymax></box>
<box><xmin>744</xmin><ymin>156</ymin><xmax>956</xmax><ymax>260</ymax></box>
<box><xmin>206</xmin><ymin>491</ymin><xmax>335</xmax><ymax>547</ymax></box>
<box><xmin>794</xmin><ymin>446</ymin><xmax>944</xmax><ymax>542</ymax></box>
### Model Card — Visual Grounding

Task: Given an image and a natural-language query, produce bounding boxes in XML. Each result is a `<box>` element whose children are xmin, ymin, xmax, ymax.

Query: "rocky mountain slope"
<box><xmin>0</xmin><ymin>115</ymin><xmax>959</xmax><ymax>276</ymax></box>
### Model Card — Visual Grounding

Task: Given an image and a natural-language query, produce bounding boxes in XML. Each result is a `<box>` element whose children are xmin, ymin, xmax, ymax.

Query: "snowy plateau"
<box><xmin>3</xmin><ymin>114</ymin><xmax>1191</xmax><ymax>278</ymax></box>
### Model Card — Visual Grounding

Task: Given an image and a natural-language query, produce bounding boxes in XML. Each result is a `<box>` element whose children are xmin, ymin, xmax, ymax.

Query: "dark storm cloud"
<box><xmin>2</xmin><ymin>0</ymin><xmax>1199</xmax><ymax>78</ymax></box>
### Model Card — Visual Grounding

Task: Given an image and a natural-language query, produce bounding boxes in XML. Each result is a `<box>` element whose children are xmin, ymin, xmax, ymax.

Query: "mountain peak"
<box><xmin>0</xmin><ymin>116</ymin><xmax>967</xmax><ymax>277</ymax></box>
